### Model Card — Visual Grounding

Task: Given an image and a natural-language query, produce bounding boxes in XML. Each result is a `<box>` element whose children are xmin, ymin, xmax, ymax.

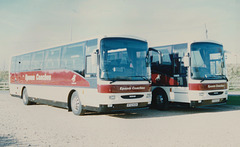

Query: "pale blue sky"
<box><xmin>0</xmin><ymin>0</ymin><xmax>239</xmax><ymax>70</ymax></box>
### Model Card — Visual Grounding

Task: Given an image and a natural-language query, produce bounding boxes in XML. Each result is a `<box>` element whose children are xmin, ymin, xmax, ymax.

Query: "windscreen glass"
<box><xmin>100</xmin><ymin>38</ymin><xmax>150</xmax><ymax>81</ymax></box>
<box><xmin>191</xmin><ymin>42</ymin><xmax>226</xmax><ymax>80</ymax></box>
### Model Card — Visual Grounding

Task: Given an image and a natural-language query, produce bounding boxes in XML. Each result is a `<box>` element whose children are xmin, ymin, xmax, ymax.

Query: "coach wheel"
<box><xmin>71</xmin><ymin>91</ymin><xmax>85</xmax><ymax>115</ymax></box>
<box><xmin>152</xmin><ymin>90</ymin><xmax>169</xmax><ymax>110</ymax></box>
<box><xmin>22</xmin><ymin>88</ymin><xmax>31</xmax><ymax>105</ymax></box>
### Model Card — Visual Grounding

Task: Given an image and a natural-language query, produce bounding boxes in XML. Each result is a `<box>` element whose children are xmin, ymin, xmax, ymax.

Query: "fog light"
<box><xmin>199</xmin><ymin>92</ymin><xmax>204</xmax><ymax>96</ymax></box>
<box><xmin>146</xmin><ymin>93</ymin><xmax>152</xmax><ymax>98</ymax></box>
<box><xmin>109</xmin><ymin>95</ymin><xmax>116</xmax><ymax>100</ymax></box>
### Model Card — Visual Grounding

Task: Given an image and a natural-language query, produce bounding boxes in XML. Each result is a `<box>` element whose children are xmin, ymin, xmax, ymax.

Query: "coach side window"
<box><xmin>150</xmin><ymin>51</ymin><xmax>160</xmax><ymax>65</ymax></box>
<box><xmin>10</xmin><ymin>56</ymin><xmax>16</xmax><ymax>73</ymax></box>
<box><xmin>86</xmin><ymin>54</ymin><xmax>97</xmax><ymax>77</ymax></box>
<box><xmin>20</xmin><ymin>54</ymin><xmax>31</xmax><ymax>71</ymax></box>
<box><xmin>85</xmin><ymin>40</ymin><xmax>98</xmax><ymax>77</ymax></box>
<box><xmin>44</xmin><ymin>48</ymin><xmax>61</xmax><ymax>70</ymax></box>
<box><xmin>31</xmin><ymin>51</ymin><xmax>44</xmax><ymax>70</ymax></box>
<box><xmin>61</xmin><ymin>43</ymin><xmax>85</xmax><ymax>76</ymax></box>
<box><xmin>15</xmin><ymin>56</ymin><xmax>21</xmax><ymax>72</ymax></box>
<box><xmin>160</xmin><ymin>49</ymin><xmax>171</xmax><ymax>65</ymax></box>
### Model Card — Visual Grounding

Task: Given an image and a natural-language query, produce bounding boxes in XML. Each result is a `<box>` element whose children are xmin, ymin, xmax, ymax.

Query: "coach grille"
<box><xmin>121</xmin><ymin>95</ymin><xmax>144</xmax><ymax>99</ymax></box>
<box><xmin>208</xmin><ymin>91</ymin><xmax>223</xmax><ymax>96</ymax></box>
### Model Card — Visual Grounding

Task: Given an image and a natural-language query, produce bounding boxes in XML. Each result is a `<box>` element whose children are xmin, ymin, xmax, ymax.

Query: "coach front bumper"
<box><xmin>84</xmin><ymin>102</ymin><xmax>149</xmax><ymax>113</ymax></box>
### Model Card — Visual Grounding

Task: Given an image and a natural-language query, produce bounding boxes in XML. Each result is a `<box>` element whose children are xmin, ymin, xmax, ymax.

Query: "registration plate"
<box><xmin>212</xmin><ymin>99</ymin><xmax>220</xmax><ymax>103</ymax></box>
<box><xmin>127</xmin><ymin>103</ymin><xmax>138</xmax><ymax>107</ymax></box>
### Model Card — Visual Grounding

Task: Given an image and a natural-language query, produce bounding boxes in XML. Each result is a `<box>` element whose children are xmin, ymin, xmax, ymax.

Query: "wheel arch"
<box><xmin>67</xmin><ymin>89</ymin><xmax>76</xmax><ymax>111</ymax></box>
<box><xmin>151</xmin><ymin>87</ymin><xmax>169</xmax><ymax>110</ymax></box>
<box><xmin>152</xmin><ymin>87</ymin><xmax>167</xmax><ymax>97</ymax></box>
<box><xmin>21</xmin><ymin>86</ymin><xmax>26</xmax><ymax>98</ymax></box>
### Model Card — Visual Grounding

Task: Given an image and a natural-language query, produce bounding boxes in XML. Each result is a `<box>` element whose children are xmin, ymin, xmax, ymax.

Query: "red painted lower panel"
<box><xmin>10</xmin><ymin>70</ymin><xmax>90</xmax><ymax>87</ymax></box>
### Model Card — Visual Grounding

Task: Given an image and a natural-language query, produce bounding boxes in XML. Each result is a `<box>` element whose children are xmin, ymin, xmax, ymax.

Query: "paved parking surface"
<box><xmin>1</xmin><ymin>90</ymin><xmax>240</xmax><ymax>147</ymax></box>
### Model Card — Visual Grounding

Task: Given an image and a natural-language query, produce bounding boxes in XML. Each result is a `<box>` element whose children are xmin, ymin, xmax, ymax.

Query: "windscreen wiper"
<box><xmin>201</xmin><ymin>75</ymin><xmax>221</xmax><ymax>82</ymax></box>
<box><xmin>200</xmin><ymin>78</ymin><xmax>206</xmax><ymax>83</ymax></box>
<box><xmin>110</xmin><ymin>80</ymin><xmax>117</xmax><ymax>84</ymax></box>
<box><xmin>110</xmin><ymin>79</ymin><xmax>128</xmax><ymax>84</ymax></box>
<box><xmin>220</xmin><ymin>75</ymin><xmax>228</xmax><ymax>81</ymax></box>
<box><xmin>130</xmin><ymin>76</ymin><xmax>151</xmax><ymax>83</ymax></box>
<box><xmin>225</xmin><ymin>77</ymin><xmax>228</xmax><ymax>82</ymax></box>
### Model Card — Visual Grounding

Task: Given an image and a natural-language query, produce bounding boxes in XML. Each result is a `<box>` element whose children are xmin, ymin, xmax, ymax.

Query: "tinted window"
<box><xmin>61</xmin><ymin>43</ymin><xmax>85</xmax><ymax>74</ymax></box>
<box><xmin>86</xmin><ymin>55</ymin><xmax>97</xmax><ymax>76</ymax></box>
<box><xmin>85</xmin><ymin>39</ymin><xmax>98</xmax><ymax>77</ymax></box>
<box><xmin>10</xmin><ymin>56</ymin><xmax>16</xmax><ymax>72</ymax></box>
<box><xmin>44</xmin><ymin>48</ymin><xmax>61</xmax><ymax>69</ymax></box>
<box><xmin>173</xmin><ymin>43</ymin><xmax>188</xmax><ymax>58</ymax></box>
<box><xmin>15</xmin><ymin>56</ymin><xmax>20</xmax><ymax>72</ymax></box>
<box><xmin>20</xmin><ymin>54</ymin><xmax>31</xmax><ymax>71</ymax></box>
<box><xmin>86</xmin><ymin>39</ymin><xmax>98</xmax><ymax>55</ymax></box>
<box><xmin>150</xmin><ymin>51</ymin><xmax>160</xmax><ymax>64</ymax></box>
<box><xmin>100</xmin><ymin>38</ymin><xmax>150</xmax><ymax>81</ymax></box>
<box><xmin>191</xmin><ymin>42</ymin><xmax>226</xmax><ymax>80</ymax></box>
<box><xmin>31</xmin><ymin>51</ymin><xmax>44</xmax><ymax>70</ymax></box>
<box><xmin>153</xmin><ymin>46</ymin><xmax>171</xmax><ymax>65</ymax></box>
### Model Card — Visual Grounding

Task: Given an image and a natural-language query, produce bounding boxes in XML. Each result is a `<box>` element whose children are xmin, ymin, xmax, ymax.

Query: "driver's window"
<box><xmin>86</xmin><ymin>55</ymin><xmax>97</xmax><ymax>77</ymax></box>
<box><xmin>150</xmin><ymin>51</ymin><xmax>160</xmax><ymax>66</ymax></box>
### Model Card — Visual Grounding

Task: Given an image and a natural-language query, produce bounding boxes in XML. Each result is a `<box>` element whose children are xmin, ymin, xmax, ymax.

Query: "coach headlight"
<box><xmin>146</xmin><ymin>93</ymin><xmax>152</xmax><ymax>98</ymax></box>
<box><xmin>199</xmin><ymin>92</ymin><xmax>204</xmax><ymax>96</ymax></box>
<box><xmin>225</xmin><ymin>90</ymin><xmax>228</xmax><ymax>95</ymax></box>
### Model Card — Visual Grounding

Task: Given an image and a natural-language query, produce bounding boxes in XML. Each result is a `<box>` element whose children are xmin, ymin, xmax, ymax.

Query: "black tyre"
<box><xmin>22</xmin><ymin>88</ymin><xmax>31</xmax><ymax>105</ymax></box>
<box><xmin>151</xmin><ymin>90</ymin><xmax>169</xmax><ymax>110</ymax></box>
<box><xmin>71</xmin><ymin>91</ymin><xmax>85</xmax><ymax>115</ymax></box>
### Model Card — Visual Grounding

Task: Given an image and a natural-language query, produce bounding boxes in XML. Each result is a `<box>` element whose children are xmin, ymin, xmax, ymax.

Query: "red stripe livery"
<box><xmin>189</xmin><ymin>83</ymin><xmax>227</xmax><ymax>91</ymax></box>
<box><xmin>10</xmin><ymin>70</ymin><xmax>90</xmax><ymax>87</ymax></box>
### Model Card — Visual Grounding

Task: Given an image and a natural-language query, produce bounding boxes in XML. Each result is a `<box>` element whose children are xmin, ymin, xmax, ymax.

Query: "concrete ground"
<box><xmin>1</xmin><ymin>90</ymin><xmax>240</xmax><ymax>147</ymax></box>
